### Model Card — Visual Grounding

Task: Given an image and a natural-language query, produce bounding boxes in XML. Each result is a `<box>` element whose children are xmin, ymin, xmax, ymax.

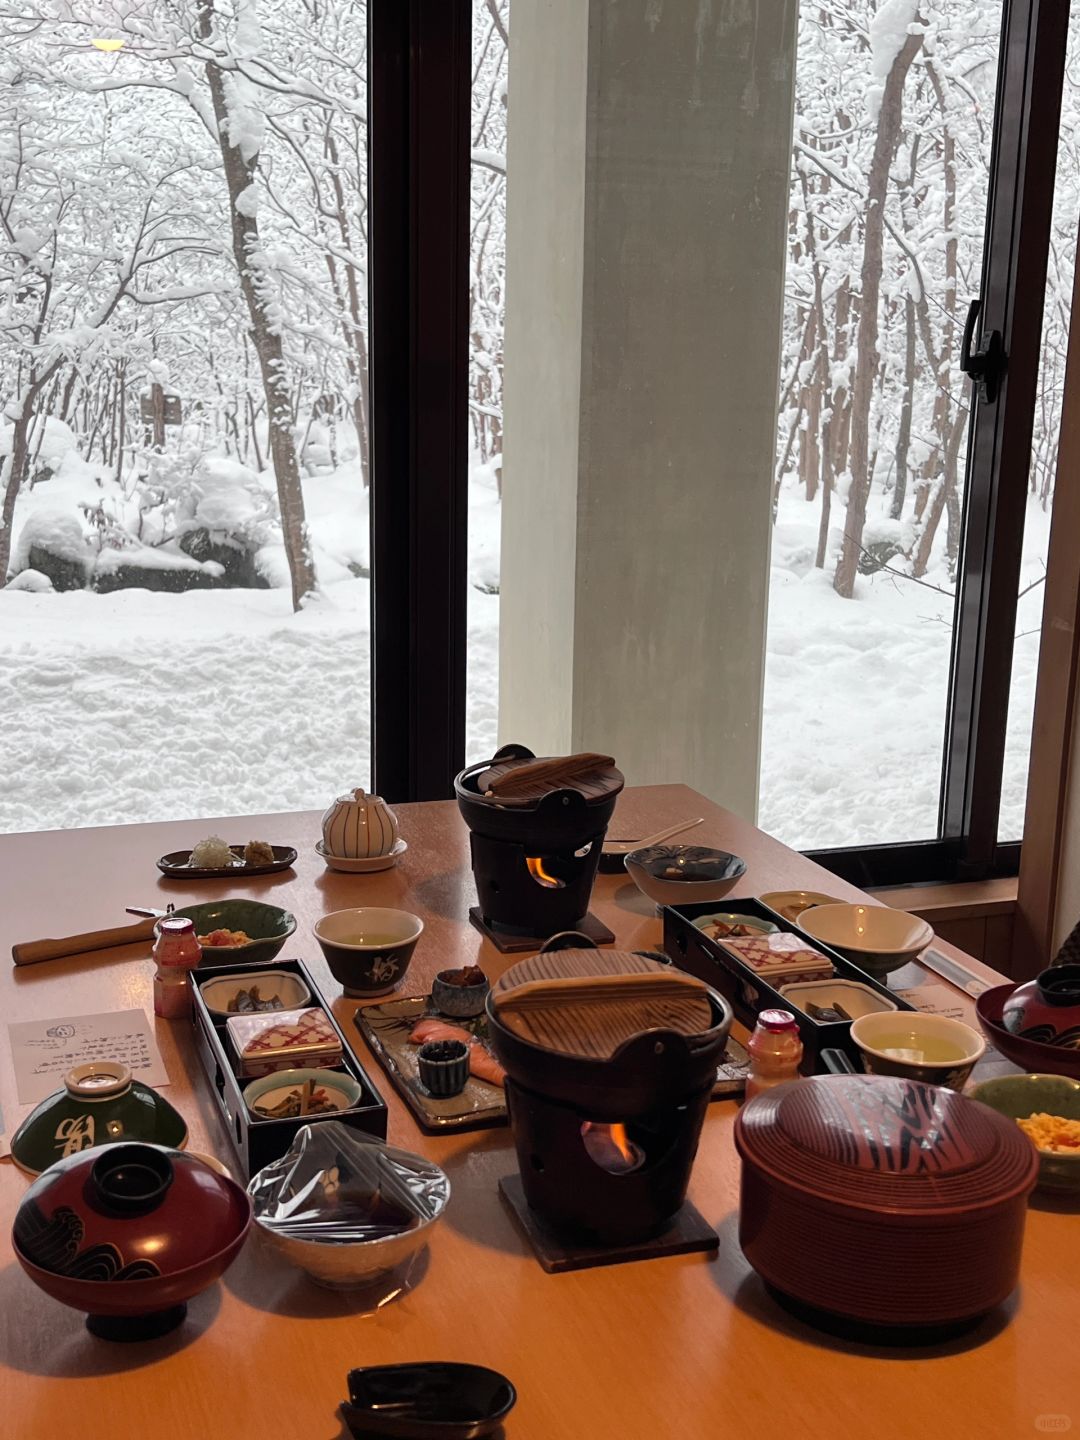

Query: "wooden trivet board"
<box><xmin>499</xmin><ymin>1174</ymin><xmax>718</xmax><ymax>1273</ymax></box>
<box><xmin>468</xmin><ymin>908</ymin><xmax>614</xmax><ymax>953</ymax></box>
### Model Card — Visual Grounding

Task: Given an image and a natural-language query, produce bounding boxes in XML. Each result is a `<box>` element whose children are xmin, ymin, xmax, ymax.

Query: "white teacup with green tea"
<box><xmin>846</xmin><ymin>1011</ymin><xmax>985</xmax><ymax>1090</ymax></box>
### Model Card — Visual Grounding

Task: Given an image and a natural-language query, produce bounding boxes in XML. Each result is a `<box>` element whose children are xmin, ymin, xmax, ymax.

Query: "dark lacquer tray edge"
<box><xmin>158</xmin><ymin>844</ymin><xmax>298</xmax><ymax>879</ymax></box>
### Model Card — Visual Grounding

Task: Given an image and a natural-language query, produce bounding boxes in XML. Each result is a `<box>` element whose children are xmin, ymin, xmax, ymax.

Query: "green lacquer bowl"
<box><xmin>969</xmin><ymin>1073</ymin><xmax>1080</xmax><ymax>1194</ymax></box>
<box><xmin>170</xmin><ymin>899</ymin><xmax>297</xmax><ymax>967</ymax></box>
<box><xmin>10</xmin><ymin>1062</ymin><xmax>188</xmax><ymax>1178</ymax></box>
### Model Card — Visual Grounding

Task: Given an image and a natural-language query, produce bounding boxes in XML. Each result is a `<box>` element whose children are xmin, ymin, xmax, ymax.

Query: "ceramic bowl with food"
<box><xmin>976</xmin><ymin>984</ymin><xmax>1080</xmax><ymax>1080</ymax></box>
<box><xmin>313</xmin><ymin>907</ymin><xmax>423</xmax><ymax>997</ymax></box>
<box><xmin>248</xmin><ymin>1122</ymin><xmax>450</xmax><ymax>1290</ymax></box>
<box><xmin>243</xmin><ymin>1067</ymin><xmax>362</xmax><ymax>1119</ymax></box>
<box><xmin>431</xmin><ymin>965</ymin><xmax>490</xmax><ymax>1018</ymax></box>
<box><xmin>692</xmin><ymin>912</ymin><xmax>779</xmax><ymax>941</ymax></box>
<box><xmin>777</xmin><ymin>978</ymin><xmax>899</xmax><ymax>1024</ymax></box>
<box><xmin>969</xmin><ymin>1073</ymin><xmax>1080</xmax><ymax>1193</ymax></box>
<box><xmin>758</xmin><ymin>890</ymin><xmax>844</xmax><ymax>925</ymax></box>
<box><xmin>797</xmin><ymin>902</ymin><xmax>933</xmax><ymax>979</ymax></box>
<box><xmin>624</xmin><ymin>845</ymin><xmax>747</xmax><ymax>908</ymax></box>
<box><xmin>168</xmin><ymin>900</ymin><xmax>297</xmax><ymax>967</ymax></box>
<box><xmin>198</xmin><ymin>969</ymin><xmax>311</xmax><ymax>1018</ymax></box>
<box><xmin>12</xmin><ymin>1142</ymin><xmax>251</xmax><ymax>1340</ymax></box>
<box><xmin>10</xmin><ymin>1062</ymin><xmax>188</xmax><ymax>1178</ymax></box>
<box><xmin>838</xmin><ymin>1010</ymin><xmax>985</xmax><ymax>1090</ymax></box>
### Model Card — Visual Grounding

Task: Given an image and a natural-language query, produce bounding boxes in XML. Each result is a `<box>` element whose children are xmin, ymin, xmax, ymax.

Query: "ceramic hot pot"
<box><xmin>1002</xmin><ymin>965</ymin><xmax>1080</xmax><ymax>1048</ymax></box>
<box><xmin>735</xmin><ymin>1073</ymin><xmax>1038</xmax><ymax>1340</ymax></box>
<box><xmin>12</xmin><ymin>1142</ymin><xmax>251</xmax><ymax>1340</ymax></box>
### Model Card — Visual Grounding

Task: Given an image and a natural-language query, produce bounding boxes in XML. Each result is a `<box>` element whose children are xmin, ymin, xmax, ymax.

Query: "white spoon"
<box><xmin>601</xmin><ymin>817</ymin><xmax>705</xmax><ymax>856</ymax></box>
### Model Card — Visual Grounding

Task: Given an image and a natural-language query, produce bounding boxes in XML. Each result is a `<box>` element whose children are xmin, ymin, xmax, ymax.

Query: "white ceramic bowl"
<box><xmin>623</xmin><ymin>845</ymin><xmax>747</xmax><ymax>908</ymax></box>
<box><xmin>199</xmin><ymin>970</ymin><xmax>311</xmax><ymax>1018</ymax></box>
<box><xmin>778</xmin><ymin>979</ymin><xmax>899</xmax><ymax>1021</ymax></box>
<box><xmin>798</xmin><ymin>902</ymin><xmax>934</xmax><ymax>978</ymax></box>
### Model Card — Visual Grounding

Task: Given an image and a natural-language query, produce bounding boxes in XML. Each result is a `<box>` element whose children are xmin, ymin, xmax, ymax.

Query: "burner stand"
<box><xmin>468</xmin><ymin>907</ymin><xmax>614</xmax><ymax>954</ymax></box>
<box><xmin>499</xmin><ymin>1175</ymin><xmax>718</xmax><ymax>1273</ymax></box>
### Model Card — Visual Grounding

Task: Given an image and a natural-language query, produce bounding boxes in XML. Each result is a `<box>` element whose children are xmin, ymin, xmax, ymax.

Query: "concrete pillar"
<box><xmin>499</xmin><ymin>0</ymin><xmax>797</xmax><ymax>818</ymax></box>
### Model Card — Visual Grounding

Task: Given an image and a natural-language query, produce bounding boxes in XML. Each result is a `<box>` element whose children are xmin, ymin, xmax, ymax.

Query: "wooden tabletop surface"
<box><xmin>0</xmin><ymin>785</ymin><xmax>1074</xmax><ymax>1440</ymax></box>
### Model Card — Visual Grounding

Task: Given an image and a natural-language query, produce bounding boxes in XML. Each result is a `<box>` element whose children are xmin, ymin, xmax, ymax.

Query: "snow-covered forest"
<box><xmin>0</xmin><ymin>1</ymin><xmax>1073</xmax><ymax>846</ymax></box>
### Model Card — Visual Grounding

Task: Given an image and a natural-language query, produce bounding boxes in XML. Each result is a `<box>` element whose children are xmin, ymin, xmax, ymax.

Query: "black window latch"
<box><xmin>959</xmin><ymin>297</ymin><xmax>1006</xmax><ymax>404</ymax></box>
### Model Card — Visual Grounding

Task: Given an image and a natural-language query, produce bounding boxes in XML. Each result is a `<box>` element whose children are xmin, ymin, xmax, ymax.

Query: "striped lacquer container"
<box><xmin>321</xmin><ymin>789</ymin><xmax>399</xmax><ymax>860</ymax></box>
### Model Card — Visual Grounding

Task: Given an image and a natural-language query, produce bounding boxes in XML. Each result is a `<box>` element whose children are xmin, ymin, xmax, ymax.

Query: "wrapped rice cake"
<box><xmin>720</xmin><ymin>931</ymin><xmax>835</xmax><ymax>987</ymax></box>
<box><xmin>227</xmin><ymin>1007</ymin><xmax>343</xmax><ymax>1077</ymax></box>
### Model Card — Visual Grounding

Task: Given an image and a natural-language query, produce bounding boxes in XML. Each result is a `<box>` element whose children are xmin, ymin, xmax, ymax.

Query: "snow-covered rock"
<box><xmin>5</xmin><ymin>568</ymin><xmax>53</xmax><ymax>593</ymax></box>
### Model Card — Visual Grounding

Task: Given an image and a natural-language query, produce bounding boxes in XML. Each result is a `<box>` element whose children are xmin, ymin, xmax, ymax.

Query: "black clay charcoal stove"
<box><xmin>455</xmin><ymin>745</ymin><xmax>624</xmax><ymax>952</ymax></box>
<box><xmin>485</xmin><ymin>943</ymin><xmax>733</xmax><ymax>1271</ymax></box>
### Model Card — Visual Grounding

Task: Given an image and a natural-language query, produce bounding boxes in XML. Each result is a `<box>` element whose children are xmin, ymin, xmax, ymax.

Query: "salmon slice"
<box><xmin>409</xmin><ymin>1018</ymin><xmax>505</xmax><ymax>1088</ymax></box>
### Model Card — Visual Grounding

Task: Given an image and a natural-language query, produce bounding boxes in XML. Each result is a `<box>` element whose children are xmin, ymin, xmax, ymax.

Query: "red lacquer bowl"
<box><xmin>12</xmin><ymin>1143</ymin><xmax>251</xmax><ymax>1340</ymax></box>
<box><xmin>1001</xmin><ymin>966</ymin><xmax>1080</xmax><ymax>1047</ymax></box>
<box><xmin>976</xmin><ymin>984</ymin><xmax>1080</xmax><ymax>1079</ymax></box>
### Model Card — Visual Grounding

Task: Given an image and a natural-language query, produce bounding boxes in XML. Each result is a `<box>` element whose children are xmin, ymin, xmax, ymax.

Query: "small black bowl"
<box><xmin>417</xmin><ymin>1041</ymin><xmax>470</xmax><ymax>1098</ymax></box>
<box><xmin>343</xmin><ymin>1362</ymin><xmax>517</xmax><ymax>1439</ymax></box>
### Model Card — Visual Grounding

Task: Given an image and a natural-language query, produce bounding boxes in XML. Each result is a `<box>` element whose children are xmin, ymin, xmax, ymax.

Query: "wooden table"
<box><xmin>0</xmin><ymin>786</ymin><xmax>1075</xmax><ymax>1440</ymax></box>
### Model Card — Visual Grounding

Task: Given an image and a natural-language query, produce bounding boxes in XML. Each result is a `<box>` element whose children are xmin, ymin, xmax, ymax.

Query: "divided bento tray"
<box><xmin>191</xmin><ymin>955</ymin><xmax>388</xmax><ymax>1178</ymax></box>
<box><xmin>354</xmin><ymin>994</ymin><xmax>754</xmax><ymax>1135</ymax></box>
<box><xmin>662</xmin><ymin>897</ymin><xmax>915</xmax><ymax>1072</ymax></box>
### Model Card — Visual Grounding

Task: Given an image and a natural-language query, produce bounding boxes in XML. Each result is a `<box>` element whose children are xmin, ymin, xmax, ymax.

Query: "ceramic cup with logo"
<box><xmin>321</xmin><ymin>788</ymin><xmax>399</xmax><ymax>860</ymax></box>
<box><xmin>824</xmin><ymin>1011</ymin><xmax>986</xmax><ymax>1091</ymax></box>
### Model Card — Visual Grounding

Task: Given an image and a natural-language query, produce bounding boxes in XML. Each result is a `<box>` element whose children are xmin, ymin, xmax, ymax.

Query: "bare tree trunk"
<box><xmin>833</xmin><ymin>26</ymin><xmax>924</xmax><ymax>598</ymax></box>
<box><xmin>0</xmin><ymin>411</ymin><xmax>33</xmax><ymax>581</ymax></box>
<box><xmin>891</xmin><ymin>292</ymin><xmax>916</xmax><ymax>518</ymax></box>
<box><xmin>913</xmin><ymin>407</ymin><xmax>967</xmax><ymax>576</ymax></box>
<box><xmin>198</xmin><ymin>0</ymin><xmax>315</xmax><ymax>610</ymax></box>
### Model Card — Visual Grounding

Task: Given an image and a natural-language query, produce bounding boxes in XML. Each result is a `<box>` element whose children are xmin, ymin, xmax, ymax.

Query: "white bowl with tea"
<box><xmin>842</xmin><ymin>1011</ymin><xmax>986</xmax><ymax>1090</ymax></box>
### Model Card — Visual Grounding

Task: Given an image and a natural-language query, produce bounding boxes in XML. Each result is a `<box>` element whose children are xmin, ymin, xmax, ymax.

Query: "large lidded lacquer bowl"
<box><xmin>12</xmin><ymin>1142</ymin><xmax>251</xmax><ymax>1340</ymax></box>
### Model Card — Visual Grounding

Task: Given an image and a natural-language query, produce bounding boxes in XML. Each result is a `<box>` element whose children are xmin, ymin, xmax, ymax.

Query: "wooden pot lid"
<box><xmin>735</xmin><ymin>1074</ymin><xmax>1039</xmax><ymax>1216</ymax></box>
<box><xmin>492</xmin><ymin>949</ymin><xmax>713</xmax><ymax>1059</ymax></box>
<box><xmin>474</xmin><ymin>752</ymin><xmax>624</xmax><ymax>807</ymax></box>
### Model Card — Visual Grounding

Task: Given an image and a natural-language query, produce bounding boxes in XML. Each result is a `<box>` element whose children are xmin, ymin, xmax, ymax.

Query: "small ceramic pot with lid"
<box><xmin>10</xmin><ymin>1062</ymin><xmax>188</xmax><ymax>1178</ymax></box>
<box><xmin>322</xmin><ymin>788</ymin><xmax>399</xmax><ymax>861</ymax></box>
<box><xmin>734</xmin><ymin>1073</ymin><xmax>1038</xmax><ymax>1340</ymax></box>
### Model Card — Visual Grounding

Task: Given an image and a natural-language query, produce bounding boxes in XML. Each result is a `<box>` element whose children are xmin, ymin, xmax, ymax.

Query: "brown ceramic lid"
<box><xmin>492</xmin><ymin>948</ymin><xmax>713</xmax><ymax>1059</ymax></box>
<box><xmin>474</xmin><ymin>752</ymin><xmax>624</xmax><ymax>807</ymax></box>
<box><xmin>735</xmin><ymin>1074</ymin><xmax>1038</xmax><ymax>1216</ymax></box>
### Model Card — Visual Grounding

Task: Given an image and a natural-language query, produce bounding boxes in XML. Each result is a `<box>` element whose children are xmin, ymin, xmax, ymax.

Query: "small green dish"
<box><xmin>969</xmin><ymin>1073</ymin><xmax>1080</xmax><ymax>1193</ymax></box>
<box><xmin>170</xmin><ymin>899</ymin><xmax>296</xmax><ymax>967</ymax></box>
<box><xmin>10</xmin><ymin>1061</ymin><xmax>188</xmax><ymax>1178</ymax></box>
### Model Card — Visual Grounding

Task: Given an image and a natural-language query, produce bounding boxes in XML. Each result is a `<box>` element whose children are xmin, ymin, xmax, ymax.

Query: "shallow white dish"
<box><xmin>778</xmin><ymin>978</ymin><xmax>899</xmax><ymax>1021</ymax></box>
<box><xmin>316</xmin><ymin>838</ymin><xmax>408</xmax><ymax>873</ymax></box>
<box><xmin>199</xmin><ymin>969</ymin><xmax>311</xmax><ymax>1017</ymax></box>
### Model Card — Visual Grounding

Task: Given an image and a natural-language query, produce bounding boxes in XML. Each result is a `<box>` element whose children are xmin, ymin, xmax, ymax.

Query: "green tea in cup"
<box><xmin>865</xmin><ymin>1031</ymin><xmax>968</xmax><ymax>1064</ymax></box>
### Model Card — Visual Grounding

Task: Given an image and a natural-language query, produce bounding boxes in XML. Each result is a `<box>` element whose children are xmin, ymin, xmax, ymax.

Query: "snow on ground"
<box><xmin>0</xmin><ymin>458</ymin><xmax>1047</xmax><ymax>846</ymax></box>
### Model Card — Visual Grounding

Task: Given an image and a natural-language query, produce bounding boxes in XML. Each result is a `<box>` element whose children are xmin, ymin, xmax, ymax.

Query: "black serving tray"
<box><xmin>191</xmin><ymin>955</ymin><xmax>388</xmax><ymax>1178</ymax></box>
<box><xmin>662</xmin><ymin>898</ymin><xmax>914</xmax><ymax>1072</ymax></box>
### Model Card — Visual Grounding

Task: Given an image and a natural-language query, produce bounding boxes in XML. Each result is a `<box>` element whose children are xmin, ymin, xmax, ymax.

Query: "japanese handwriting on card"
<box><xmin>7</xmin><ymin>1009</ymin><xmax>170</xmax><ymax>1106</ymax></box>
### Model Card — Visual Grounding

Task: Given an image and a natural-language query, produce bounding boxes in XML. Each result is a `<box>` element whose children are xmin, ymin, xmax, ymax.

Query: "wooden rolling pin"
<box><xmin>12</xmin><ymin>917</ymin><xmax>157</xmax><ymax>967</ymax></box>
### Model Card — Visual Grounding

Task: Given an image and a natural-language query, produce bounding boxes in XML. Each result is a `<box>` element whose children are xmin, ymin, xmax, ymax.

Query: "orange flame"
<box><xmin>580</xmin><ymin>1120</ymin><xmax>644</xmax><ymax>1174</ymax></box>
<box><xmin>525</xmin><ymin>855</ymin><xmax>564</xmax><ymax>889</ymax></box>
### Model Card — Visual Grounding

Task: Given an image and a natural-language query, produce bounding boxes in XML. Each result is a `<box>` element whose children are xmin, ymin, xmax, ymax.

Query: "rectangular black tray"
<box><xmin>662</xmin><ymin>898</ymin><xmax>914</xmax><ymax>1071</ymax></box>
<box><xmin>191</xmin><ymin>955</ymin><xmax>388</xmax><ymax>1178</ymax></box>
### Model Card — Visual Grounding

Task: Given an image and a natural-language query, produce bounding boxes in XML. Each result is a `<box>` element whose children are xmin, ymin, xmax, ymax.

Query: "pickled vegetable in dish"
<box><xmin>228</xmin><ymin>985</ymin><xmax>284</xmax><ymax>1013</ymax></box>
<box><xmin>190</xmin><ymin>835</ymin><xmax>236</xmax><ymax>868</ymax></box>
<box><xmin>198</xmin><ymin>928</ymin><xmax>252</xmax><ymax>947</ymax></box>
<box><xmin>438</xmin><ymin>965</ymin><xmax>487</xmax><ymax>988</ymax></box>
<box><xmin>708</xmin><ymin>920</ymin><xmax>762</xmax><ymax>939</ymax></box>
<box><xmin>254</xmin><ymin>1079</ymin><xmax>338</xmax><ymax>1118</ymax></box>
<box><xmin>244</xmin><ymin>839</ymin><xmax>276</xmax><ymax>865</ymax></box>
<box><xmin>1017</xmin><ymin>1113</ymin><xmax>1080</xmax><ymax>1153</ymax></box>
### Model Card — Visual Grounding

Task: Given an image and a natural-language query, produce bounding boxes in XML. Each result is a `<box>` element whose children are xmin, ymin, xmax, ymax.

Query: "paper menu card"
<box><xmin>894</xmin><ymin>984</ymin><xmax>968</xmax><ymax>1022</ymax></box>
<box><xmin>7</xmin><ymin>1009</ymin><xmax>170</xmax><ymax>1106</ymax></box>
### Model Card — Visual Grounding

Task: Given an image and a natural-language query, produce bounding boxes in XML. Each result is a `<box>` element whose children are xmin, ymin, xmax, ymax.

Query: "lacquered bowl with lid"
<box><xmin>976</xmin><ymin>984</ymin><xmax>1080</xmax><ymax>1079</ymax></box>
<box><xmin>1001</xmin><ymin>966</ymin><xmax>1080</xmax><ymax>1047</ymax></box>
<box><xmin>10</xmin><ymin>1062</ymin><xmax>188</xmax><ymax>1178</ymax></box>
<box><xmin>12</xmin><ymin>1142</ymin><xmax>252</xmax><ymax>1339</ymax></box>
<box><xmin>735</xmin><ymin>1073</ymin><xmax>1038</xmax><ymax>1338</ymax></box>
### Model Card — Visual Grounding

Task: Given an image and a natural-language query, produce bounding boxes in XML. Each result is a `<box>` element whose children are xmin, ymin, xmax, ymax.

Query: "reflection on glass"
<box><xmin>760</xmin><ymin>4</ymin><xmax>1002</xmax><ymax>849</ymax></box>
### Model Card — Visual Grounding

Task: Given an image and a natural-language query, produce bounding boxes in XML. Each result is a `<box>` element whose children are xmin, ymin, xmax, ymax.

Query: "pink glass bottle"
<box><xmin>745</xmin><ymin>1008</ymin><xmax>803</xmax><ymax>1100</ymax></box>
<box><xmin>152</xmin><ymin>916</ymin><xmax>201</xmax><ymax>1019</ymax></box>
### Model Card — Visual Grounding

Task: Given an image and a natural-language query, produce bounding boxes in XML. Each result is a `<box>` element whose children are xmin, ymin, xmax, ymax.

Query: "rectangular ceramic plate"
<box><xmin>157</xmin><ymin>844</ymin><xmax>297</xmax><ymax>879</ymax></box>
<box><xmin>354</xmin><ymin>996</ymin><xmax>751</xmax><ymax>1134</ymax></box>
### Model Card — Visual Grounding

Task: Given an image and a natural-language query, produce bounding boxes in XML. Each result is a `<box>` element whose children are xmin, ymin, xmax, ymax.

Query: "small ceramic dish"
<box><xmin>693</xmin><ymin>912</ymin><xmax>779</xmax><ymax>941</ymax></box>
<box><xmin>758</xmin><ymin>889</ymin><xmax>844</xmax><ymax>925</ymax></box>
<box><xmin>417</xmin><ymin>1041</ymin><xmax>470</xmax><ymax>1097</ymax></box>
<box><xmin>976</xmin><ymin>984</ymin><xmax>1080</xmax><ymax>1080</ymax></box>
<box><xmin>778</xmin><ymin>978</ymin><xmax>899</xmax><ymax>1023</ymax></box>
<box><xmin>167</xmin><ymin>899</ymin><xmax>297</xmax><ymax>967</ymax></box>
<box><xmin>316</xmin><ymin>838</ymin><xmax>409</xmax><ymax>874</ymax></box>
<box><xmin>431</xmin><ymin>967</ymin><xmax>490</xmax><ymax>1018</ymax></box>
<box><xmin>342</xmin><ymin>1363</ymin><xmax>517</xmax><ymax>1440</ymax></box>
<box><xmin>314</xmin><ymin>907</ymin><xmax>424</xmax><ymax>997</ymax></box>
<box><xmin>624</xmin><ymin>844</ymin><xmax>747</xmax><ymax>907</ymax></box>
<box><xmin>199</xmin><ymin>969</ymin><xmax>311</xmax><ymax>1018</ymax></box>
<box><xmin>243</xmin><ymin>1068</ymin><xmax>362</xmax><ymax>1119</ymax></box>
<box><xmin>969</xmin><ymin>1073</ymin><xmax>1080</xmax><ymax>1193</ymax></box>
<box><xmin>157</xmin><ymin>844</ymin><xmax>297</xmax><ymax>879</ymax></box>
<box><xmin>797</xmin><ymin>902</ymin><xmax>934</xmax><ymax>978</ymax></box>
<box><xmin>10</xmin><ymin>1062</ymin><xmax>188</xmax><ymax>1178</ymax></box>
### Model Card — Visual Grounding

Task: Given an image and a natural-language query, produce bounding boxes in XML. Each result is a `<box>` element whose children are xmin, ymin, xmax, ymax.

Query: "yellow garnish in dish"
<box><xmin>1016</xmin><ymin>1112</ymin><xmax>1080</xmax><ymax>1153</ymax></box>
